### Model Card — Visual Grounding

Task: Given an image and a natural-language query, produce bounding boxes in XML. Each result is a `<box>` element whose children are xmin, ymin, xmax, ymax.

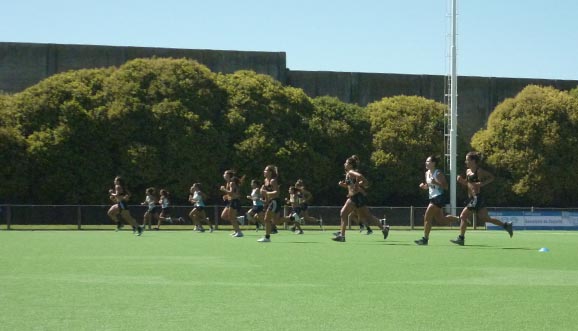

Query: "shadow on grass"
<box><xmin>276</xmin><ymin>241</ymin><xmax>322</xmax><ymax>244</ymax></box>
<box><xmin>353</xmin><ymin>241</ymin><xmax>415</xmax><ymax>246</ymax></box>
<box><xmin>494</xmin><ymin>246</ymin><xmax>536</xmax><ymax>251</ymax></box>
<box><xmin>451</xmin><ymin>244</ymin><xmax>536</xmax><ymax>251</ymax></box>
<box><xmin>350</xmin><ymin>241</ymin><xmax>536</xmax><ymax>250</ymax></box>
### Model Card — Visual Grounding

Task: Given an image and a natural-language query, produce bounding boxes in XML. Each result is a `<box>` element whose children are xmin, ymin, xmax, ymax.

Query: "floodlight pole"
<box><xmin>449</xmin><ymin>0</ymin><xmax>458</xmax><ymax>215</ymax></box>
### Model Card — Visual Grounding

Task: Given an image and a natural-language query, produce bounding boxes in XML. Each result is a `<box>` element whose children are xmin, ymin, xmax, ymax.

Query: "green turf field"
<box><xmin>1</xmin><ymin>228</ymin><xmax>577</xmax><ymax>331</ymax></box>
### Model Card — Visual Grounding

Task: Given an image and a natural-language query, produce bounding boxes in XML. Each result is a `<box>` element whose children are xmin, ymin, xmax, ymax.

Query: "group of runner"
<box><xmin>107</xmin><ymin>151</ymin><xmax>514</xmax><ymax>245</ymax></box>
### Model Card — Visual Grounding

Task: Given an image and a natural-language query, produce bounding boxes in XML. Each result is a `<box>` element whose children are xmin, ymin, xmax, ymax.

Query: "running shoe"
<box><xmin>505</xmin><ymin>222</ymin><xmax>514</xmax><ymax>238</ymax></box>
<box><xmin>414</xmin><ymin>237</ymin><xmax>428</xmax><ymax>246</ymax></box>
<box><xmin>450</xmin><ymin>236</ymin><xmax>465</xmax><ymax>246</ymax></box>
<box><xmin>331</xmin><ymin>235</ymin><xmax>345</xmax><ymax>242</ymax></box>
<box><xmin>382</xmin><ymin>225</ymin><xmax>390</xmax><ymax>240</ymax></box>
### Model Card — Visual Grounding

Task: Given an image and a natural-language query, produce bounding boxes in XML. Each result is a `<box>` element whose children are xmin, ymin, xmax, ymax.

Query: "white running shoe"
<box><xmin>257</xmin><ymin>237</ymin><xmax>271</xmax><ymax>242</ymax></box>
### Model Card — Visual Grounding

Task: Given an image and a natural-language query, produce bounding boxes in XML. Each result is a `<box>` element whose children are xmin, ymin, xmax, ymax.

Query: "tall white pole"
<box><xmin>449</xmin><ymin>0</ymin><xmax>458</xmax><ymax>215</ymax></box>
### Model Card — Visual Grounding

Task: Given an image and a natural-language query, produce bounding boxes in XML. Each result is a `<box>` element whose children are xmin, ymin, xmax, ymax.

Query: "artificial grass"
<box><xmin>0</xmin><ymin>229</ymin><xmax>576</xmax><ymax>330</ymax></box>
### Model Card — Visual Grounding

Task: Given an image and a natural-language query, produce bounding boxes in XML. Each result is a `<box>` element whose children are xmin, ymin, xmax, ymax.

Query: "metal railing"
<box><xmin>1</xmin><ymin>204</ymin><xmax>577</xmax><ymax>230</ymax></box>
<box><xmin>0</xmin><ymin>204</ymin><xmax>418</xmax><ymax>230</ymax></box>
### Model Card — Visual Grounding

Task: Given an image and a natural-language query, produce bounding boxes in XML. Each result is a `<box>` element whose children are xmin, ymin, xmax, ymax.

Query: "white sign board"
<box><xmin>487</xmin><ymin>210</ymin><xmax>578</xmax><ymax>230</ymax></box>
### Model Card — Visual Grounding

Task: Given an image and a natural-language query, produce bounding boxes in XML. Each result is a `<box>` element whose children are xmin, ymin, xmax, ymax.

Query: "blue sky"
<box><xmin>2</xmin><ymin>0</ymin><xmax>577</xmax><ymax>80</ymax></box>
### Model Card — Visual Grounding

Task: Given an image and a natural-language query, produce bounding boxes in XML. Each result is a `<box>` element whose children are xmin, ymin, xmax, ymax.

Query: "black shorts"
<box><xmin>118</xmin><ymin>201</ymin><xmax>129</xmax><ymax>211</ymax></box>
<box><xmin>349</xmin><ymin>193</ymin><xmax>367</xmax><ymax>208</ymax></box>
<box><xmin>266</xmin><ymin>198</ymin><xmax>282</xmax><ymax>214</ymax></box>
<box><xmin>429</xmin><ymin>194</ymin><xmax>447</xmax><ymax>208</ymax></box>
<box><xmin>148</xmin><ymin>206</ymin><xmax>161</xmax><ymax>214</ymax></box>
<box><xmin>251</xmin><ymin>205</ymin><xmax>264</xmax><ymax>213</ymax></box>
<box><xmin>160</xmin><ymin>207</ymin><xmax>171</xmax><ymax>217</ymax></box>
<box><xmin>226</xmin><ymin>199</ymin><xmax>242</xmax><ymax>212</ymax></box>
<box><xmin>299</xmin><ymin>203</ymin><xmax>309</xmax><ymax>211</ymax></box>
<box><xmin>291</xmin><ymin>206</ymin><xmax>302</xmax><ymax>215</ymax></box>
<box><xmin>466</xmin><ymin>194</ymin><xmax>486</xmax><ymax>211</ymax></box>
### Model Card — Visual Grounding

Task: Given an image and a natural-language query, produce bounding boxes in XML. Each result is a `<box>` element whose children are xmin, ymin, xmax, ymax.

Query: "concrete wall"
<box><xmin>2</xmin><ymin>42</ymin><xmax>578</xmax><ymax>141</ymax></box>
<box><xmin>287</xmin><ymin>70</ymin><xmax>578</xmax><ymax>140</ymax></box>
<box><xmin>0</xmin><ymin>42</ymin><xmax>286</xmax><ymax>92</ymax></box>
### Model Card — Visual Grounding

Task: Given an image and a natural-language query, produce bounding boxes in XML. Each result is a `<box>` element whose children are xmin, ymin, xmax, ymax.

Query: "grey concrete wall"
<box><xmin>0</xmin><ymin>42</ymin><xmax>286</xmax><ymax>93</ymax></box>
<box><xmin>2</xmin><ymin>42</ymin><xmax>578</xmax><ymax>141</ymax></box>
<box><xmin>287</xmin><ymin>70</ymin><xmax>578</xmax><ymax>140</ymax></box>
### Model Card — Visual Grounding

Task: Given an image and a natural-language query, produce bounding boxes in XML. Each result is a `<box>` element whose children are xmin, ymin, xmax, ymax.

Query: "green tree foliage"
<box><xmin>1</xmin><ymin>57</ymin><xmax>531</xmax><ymax>207</ymax></box>
<box><xmin>471</xmin><ymin>85</ymin><xmax>578</xmax><ymax>206</ymax></box>
<box><xmin>216</xmin><ymin>71</ymin><xmax>319</xmax><ymax>197</ymax></box>
<box><xmin>0</xmin><ymin>94</ymin><xmax>10</xmax><ymax>127</ymax></box>
<box><xmin>4</xmin><ymin>69</ymin><xmax>113</xmax><ymax>203</ymax></box>
<box><xmin>0</xmin><ymin>127</ymin><xmax>29</xmax><ymax>202</ymax></box>
<box><xmin>569</xmin><ymin>86</ymin><xmax>578</xmax><ymax>99</ymax></box>
<box><xmin>308</xmin><ymin>96</ymin><xmax>371</xmax><ymax>204</ymax></box>
<box><xmin>366</xmin><ymin>96</ymin><xmax>449</xmax><ymax>205</ymax></box>
<box><xmin>103</xmin><ymin>58</ymin><xmax>228</xmax><ymax>202</ymax></box>
<box><xmin>0</xmin><ymin>59</ymin><xmax>230</xmax><ymax>204</ymax></box>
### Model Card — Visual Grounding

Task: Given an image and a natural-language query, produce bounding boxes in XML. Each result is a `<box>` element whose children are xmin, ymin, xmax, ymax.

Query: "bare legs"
<box><xmin>334</xmin><ymin>200</ymin><xmax>388</xmax><ymax>242</ymax></box>
<box><xmin>451</xmin><ymin>207</ymin><xmax>512</xmax><ymax>245</ymax></box>
<box><xmin>222</xmin><ymin>206</ymin><xmax>242</xmax><ymax>237</ymax></box>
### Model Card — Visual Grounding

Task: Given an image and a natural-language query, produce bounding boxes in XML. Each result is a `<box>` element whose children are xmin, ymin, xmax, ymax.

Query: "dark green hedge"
<box><xmin>2</xmin><ymin>58</ymin><xmax>576</xmax><ymax>206</ymax></box>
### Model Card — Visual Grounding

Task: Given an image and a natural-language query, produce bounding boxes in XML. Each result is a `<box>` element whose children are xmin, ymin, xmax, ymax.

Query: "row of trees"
<box><xmin>1</xmin><ymin>58</ymin><xmax>577</xmax><ymax>206</ymax></box>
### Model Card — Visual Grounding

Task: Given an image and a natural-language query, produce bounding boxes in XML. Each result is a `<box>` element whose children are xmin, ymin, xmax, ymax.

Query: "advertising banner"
<box><xmin>487</xmin><ymin>210</ymin><xmax>578</xmax><ymax>230</ymax></box>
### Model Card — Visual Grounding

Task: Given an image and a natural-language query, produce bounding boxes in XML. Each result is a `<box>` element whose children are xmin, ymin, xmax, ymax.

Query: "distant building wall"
<box><xmin>2</xmin><ymin>42</ymin><xmax>578</xmax><ymax>141</ymax></box>
<box><xmin>0</xmin><ymin>42</ymin><xmax>286</xmax><ymax>92</ymax></box>
<box><xmin>287</xmin><ymin>71</ymin><xmax>578</xmax><ymax>140</ymax></box>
